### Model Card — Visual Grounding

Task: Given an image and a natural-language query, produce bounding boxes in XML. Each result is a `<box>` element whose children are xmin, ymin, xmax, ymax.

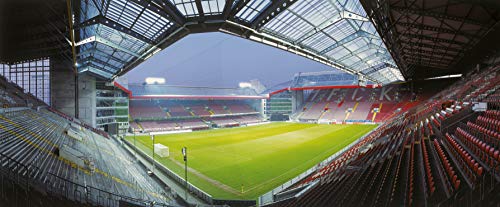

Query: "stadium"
<box><xmin>1</xmin><ymin>0</ymin><xmax>500</xmax><ymax>206</ymax></box>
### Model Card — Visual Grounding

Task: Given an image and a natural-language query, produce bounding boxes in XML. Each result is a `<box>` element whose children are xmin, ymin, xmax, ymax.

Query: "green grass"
<box><xmin>126</xmin><ymin>122</ymin><xmax>377</xmax><ymax>200</ymax></box>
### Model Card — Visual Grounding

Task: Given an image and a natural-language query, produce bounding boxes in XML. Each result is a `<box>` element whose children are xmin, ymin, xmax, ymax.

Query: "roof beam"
<box><xmin>79</xmin><ymin>56</ymin><xmax>122</xmax><ymax>71</ymax></box>
<box><xmin>293</xmin><ymin>12</ymin><xmax>344</xmax><ymax>44</ymax></box>
<box><xmin>401</xmin><ymin>41</ymin><xmax>464</xmax><ymax>53</ymax></box>
<box><xmin>80</xmin><ymin>65</ymin><xmax>114</xmax><ymax>79</ymax></box>
<box><xmin>79</xmin><ymin>63</ymin><xmax>116</xmax><ymax>75</ymax></box>
<box><xmin>94</xmin><ymin>36</ymin><xmax>141</xmax><ymax>57</ymax></box>
<box><xmin>408</xmin><ymin>61</ymin><xmax>449</xmax><ymax>69</ymax></box>
<box><xmin>450</xmin><ymin>0</ymin><xmax>500</xmax><ymax>10</ymax></box>
<box><xmin>128</xmin><ymin>0</ymin><xmax>183</xmax><ymax>26</ymax></box>
<box><xmin>403</xmin><ymin>53</ymin><xmax>453</xmax><ymax>63</ymax></box>
<box><xmin>361</xmin><ymin>62</ymin><xmax>397</xmax><ymax>75</ymax></box>
<box><xmin>222</xmin><ymin>0</ymin><xmax>235</xmax><ymax>19</ymax></box>
<box><xmin>195</xmin><ymin>0</ymin><xmax>204</xmax><ymax>17</ymax></box>
<box><xmin>75</xmin><ymin>15</ymin><xmax>155</xmax><ymax>44</ymax></box>
<box><xmin>404</xmin><ymin>55</ymin><xmax>452</xmax><ymax>63</ymax></box>
<box><xmin>77</xmin><ymin>48</ymin><xmax>128</xmax><ymax>65</ymax></box>
<box><xmin>392</xmin><ymin>6</ymin><xmax>489</xmax><ymax>27</ymax></box>
<box><xmin>319</xmin><ymin>30</ymin><xmax>378</xmax><ymax>55</ymax></box>
<box><xmin>251</xmin><ymin>0</ymin><xmax>297</xmax><ymax>30</ymax></box>
<box><xmin>89</xmin><ymin>0</ymin><xmax>103</xmax><ymax>14</ymax></box>
<box><xmin>397</xmin><ymin>22</ymin><xmax>479</xmax><ymax>39</ymax></box>
<box><xmin>400</xmin><ymin>33</ymin><xmax>468</xmax><ymax>46</ymax></box>
<box><xmin>150</xmin><ymin>0</ymin><xmax>186</xmax><ymax>25</ymax></box>
<box><xmin>229</xmin><ymin>0</ymin><xmax>252</xmax><ymax>19</ymax></box>
<box><xmin>336</xmin><ymin>44</ymin><xmax>386</xmax><ymax>62</ymax></box>
<box><xmin>404</xmin><ymin>56</ymin><xmax>452</xmax><ymax>66</ymax></box>
<box><xmin>370</xmin><ymin>72</ymin><xmax>391</xmax><ymax>83</ymax></box>
<box><xmin>75</xmin><ymin>35</ymin><xmax>141</xmax><ymax>58</ymax></box>
<box><xmin>349</xmin><ymin>52</ymin><xmax>391</xmax><ymax>68</ymax></box>
<box><xmin>402</xmin><ymin>49</ymin><xmax>456</xmax><ymax>60</ymax></box>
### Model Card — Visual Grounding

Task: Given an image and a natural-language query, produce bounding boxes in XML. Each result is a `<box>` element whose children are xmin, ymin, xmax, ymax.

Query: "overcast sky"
<box><xmin>123</xmin><ymin>32</ymin><xmax>333</xmax><ymax>89</ymax></box>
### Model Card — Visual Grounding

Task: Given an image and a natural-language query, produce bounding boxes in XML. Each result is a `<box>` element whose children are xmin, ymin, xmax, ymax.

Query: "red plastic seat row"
<box><xmin>419</xmin><ymin>124</ymin><xmax>425</xmax><ymax>136</ymax></box>
<box><xmin>485</xmin><ymin>110</ymin><xmax>500</xmax><ymax>120</ymax></box>
<box><xmin>455</xmin><ymin>128</ymin><xmax>500</xmax><ymax>168</ymax></box>
<box><xmin>433</xmin><ymin>140</ymin><xmax>461</xmax><ymax>190</ymax></box>
<box><xmin>427</xmin><ymin>122</ymin><xmax>434</xmax><ymax>136</ymax></box>
<box><xmin>445</xmin><ymin>133</ymin><xmax>483</xmax><ymax>179</ymax></box>
<box><xmin>466</xmin><ymin>122</ymin><xmax>500</xmax><ymax>149</ymax></box>
<box><xmin>431</xmin><ymin>116</ymin><xmax>441</xmax><ymax>128</ymax></box>
<box><xmin>467</xmin><ymin>121</ymin><xmax>500</xmax><ymax>140</ymax></box>
<box><xmin>408</xmin><ymin>143</ymin><xmax>415</xmax><ymax>205</ymax></box>
<box><xmin>421</xmin><ymin>139</ymin><xmax>436</xmax><ymax>194</ymax></box>
<box><xmin>476</xmin><ymin>116</ymin><xmax>500</xmax><ymax>132</ymax></box>
<box><xmin>436</xmin><ymin>113</ymin><xmax>445</xmax><ymax>121</ymax></box>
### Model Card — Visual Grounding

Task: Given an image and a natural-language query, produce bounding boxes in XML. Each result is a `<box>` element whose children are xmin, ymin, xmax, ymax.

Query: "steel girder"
<box><xmin>77</xmin><ymin>48</ymin><xmax>129</xmax><ymax>65</ymax></box>
<box><xmin>336</xmin><ymin>44</ymin><xmax>386</xmax><ymax>62</ymax></box>
<box><xmin>400</xmin><ymin>33</ymin><xmax>469</xmax><ymax>47</ymax></box>
<box><xmin>79</xmin><ymin>56</ymin><xmax>122</xmax><ymax>71</ymax></box>
<box><xmin>319</xmin><ymin>30</ymin><xmax>378</xmax><ymax>55</ymax></box>
<box><xmin>75</xmin><ymin>15</ymin><xmax>156</xmax><ymax>44</ymax></box>
<box><xmin>391</xmin><ymin>6</ymin><xmax>489</xmax><ymax>27</ymax></box>
<box><xmin>251</xmin><ymin>0</ymin><xmax>297</xmax><ymax>30</ymax></box>
<box><xmin>396</xmin><ymin>22</ymin><xmax>479</xmax><ymax>39</ymax></box>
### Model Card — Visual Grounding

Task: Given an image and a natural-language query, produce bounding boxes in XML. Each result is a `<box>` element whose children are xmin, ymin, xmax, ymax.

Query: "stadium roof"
<box><xmin>0</xmin><ymin>0</ymin><xmax>71</xmax><ymax>62</ymax></box>
<box><xmin>3</xmin><ymin>0</ymin><xmax>500</xmax><ymax>83</ymax></box>
<box><xmin>73</xmin><ymin>0</ymin><xmax>405</xmax><ymax>84</ymax></box>
<box><xmin>292</xmin><ymin>71</ymin><xmax>364</xmax><ymax>88</ymax></box>
<box><xmin>121</xmin><ymin>83</ymin><xmax>264</xmax><ymax>99</ymax></box>
<box><xmin>360</xmin><ymin>0</ymin><xmax>500</xmax><ymax>79</ymax></box>
<box><xmin>264</xmin><ymin>70</ymin><xmax>381</xmax><ymax>96</ymax></box>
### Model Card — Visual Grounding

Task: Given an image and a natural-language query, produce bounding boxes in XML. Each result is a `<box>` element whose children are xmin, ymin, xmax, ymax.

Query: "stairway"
<box><xmin>372</xmin><ymin>103</ymin><xmax>383</xmax><ymax>122</ymax></box>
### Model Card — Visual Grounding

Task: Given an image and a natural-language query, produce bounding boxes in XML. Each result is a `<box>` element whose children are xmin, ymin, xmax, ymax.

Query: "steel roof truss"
<box><xmin>319</xmin><ymin>30</ymin><xmax>377</xmax><ymax>55</ymax></box>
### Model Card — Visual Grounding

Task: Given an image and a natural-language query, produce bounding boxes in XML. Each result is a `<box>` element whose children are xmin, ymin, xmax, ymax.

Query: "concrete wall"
<box><xmin>50</xmin><ymin>58</ymin><xmax>96</xmax><ymax>127</ymax></box>
<box><xmin>51</xmin><ymin>58</ymin><xmax>76</xmax><ymax>117</ymax></box>
<box><xmin>78</xmin><ymin>74</ymin><xmax>96</xmax><ymax>127</ymax></box>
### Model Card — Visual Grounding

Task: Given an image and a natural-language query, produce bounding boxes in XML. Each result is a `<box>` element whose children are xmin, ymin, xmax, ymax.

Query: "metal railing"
<box><xmin>45</xmin><ymin>172</ymin><xmax>172</xmax><ymax>207</ymax></box>
<box><xmin>0</xmin><ymin>152</ymin><xmax>170</xmax><ymax>207</ymax></box>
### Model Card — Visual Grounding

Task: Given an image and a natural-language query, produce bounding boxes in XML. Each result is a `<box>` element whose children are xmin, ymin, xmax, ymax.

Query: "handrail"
<box><xmin>45</xmin><ymin>172</ymin><xmax>171</xmax><ymax>207</ymax></box>
<box><xmin>0</xmin><ymin>152</ymin><xmax>171</xmax><ymax>207</ymax></box>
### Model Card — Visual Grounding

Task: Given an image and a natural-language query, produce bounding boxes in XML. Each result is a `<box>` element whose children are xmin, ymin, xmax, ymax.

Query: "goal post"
<box><xmin>154</xmin><ymin>143</ymin><xmax>169</xmax><ymax>157</ymax></box>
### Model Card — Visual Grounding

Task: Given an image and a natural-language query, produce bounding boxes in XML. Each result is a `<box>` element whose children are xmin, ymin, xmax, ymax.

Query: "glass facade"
<box><xmin>0</xmin><ymin>58</ymin><xmax>50</xmax><ymax>105</ymax></box>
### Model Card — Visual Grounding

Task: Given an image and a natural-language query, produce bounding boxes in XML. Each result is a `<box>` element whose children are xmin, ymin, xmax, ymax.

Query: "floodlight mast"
<box><xmin>151</xmin><ymin>134</ymin><xmax>155</xmax><ymax>174</ymax></box>
<box><xmin>182</xmin><ymin>147</ymin><xmax>188</xmax><ymax>201</ymax></box>
<box><xmin>134</xmin><ymin>131</ymin><xmax>137</xmax><ymax>158</ymax></box>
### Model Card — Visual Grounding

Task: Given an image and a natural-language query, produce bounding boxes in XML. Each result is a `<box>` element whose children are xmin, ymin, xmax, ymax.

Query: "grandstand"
<box><xmin>125</xmin><ymin>84</ymin><xmax>265</xmax><ymax>133</ymax></box>
<box><xmin>2</xmin><ymin>0</ymin><xmax>500</xmax><ymax>206</ymax></box>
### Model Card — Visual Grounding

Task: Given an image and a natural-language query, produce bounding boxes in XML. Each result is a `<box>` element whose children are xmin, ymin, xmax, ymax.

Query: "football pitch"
<box><xmin>125</xmin><ymin>122</ymin><xmax>377</xmax><ymax>200</ymax></box>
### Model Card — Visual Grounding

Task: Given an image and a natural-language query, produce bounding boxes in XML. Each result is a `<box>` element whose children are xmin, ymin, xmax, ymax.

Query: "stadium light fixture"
<box><xmin>239</xmin><ymin>82</ymin><xmax>252</xmax><ymax>88</ymax></box>
<box><xmin>145</xmin><ymin>77</ymin><xmax>166</xmax><ymax>84</ymax></box>
<box><xmin>425</xmin><ymin>74</ymin><xmax>463</xmax><ymax>80</ymax></box>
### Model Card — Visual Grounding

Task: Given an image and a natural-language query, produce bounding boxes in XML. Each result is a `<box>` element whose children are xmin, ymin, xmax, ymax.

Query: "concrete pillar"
<box><xmin>78</xmin><ymin>74</ymin><xmax>96</xmax><ymax>127</ymax></box>
<box><xmin>51</xmin><ymin>58</ymin><xmax>76</xmax><ymax>117</ymax></box>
